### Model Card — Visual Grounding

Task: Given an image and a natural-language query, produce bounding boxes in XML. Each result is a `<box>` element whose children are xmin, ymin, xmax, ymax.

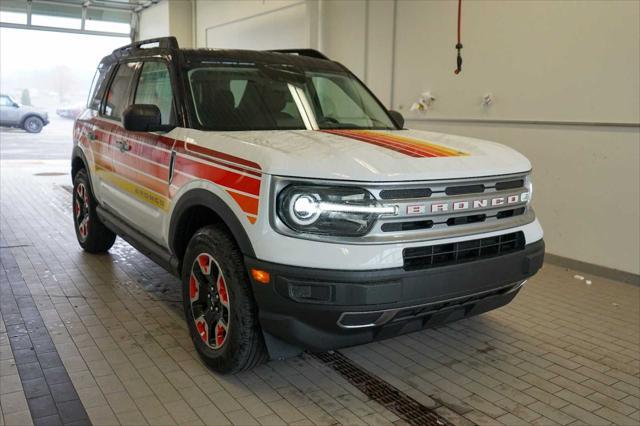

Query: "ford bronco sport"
<box><xmin>72</xmin><ymin>37</ymin><xmax>544</xmax><ymax>373</ymax></box>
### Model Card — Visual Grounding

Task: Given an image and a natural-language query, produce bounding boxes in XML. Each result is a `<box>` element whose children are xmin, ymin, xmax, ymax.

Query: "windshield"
<box><xmin>187</xmin><ymin>65</ymin><xmax>396</xmax><ymax>131</ymax></box>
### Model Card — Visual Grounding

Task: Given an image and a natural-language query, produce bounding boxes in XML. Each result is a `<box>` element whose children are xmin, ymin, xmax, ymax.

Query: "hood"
<box><xmin>179</xmin><ymin>128</ymin><xmax>531</xmax><ymax>182</ymax></box>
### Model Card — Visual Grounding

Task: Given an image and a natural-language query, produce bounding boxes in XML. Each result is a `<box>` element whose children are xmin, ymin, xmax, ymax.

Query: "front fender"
<box><xmin>169</xmin><ymin>187</ymin><xmax>256</xmax><ymax>258</ymax></box>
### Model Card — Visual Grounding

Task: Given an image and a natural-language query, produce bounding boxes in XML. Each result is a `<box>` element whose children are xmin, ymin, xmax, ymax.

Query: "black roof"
<box><xmin>101</xmin><ymin>37</ymin><xmax>343</xmax><ymax>72</ymax></box>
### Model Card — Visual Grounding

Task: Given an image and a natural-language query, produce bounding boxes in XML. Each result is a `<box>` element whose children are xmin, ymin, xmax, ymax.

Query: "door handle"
<box><xmin>115</xmin><ymin>139</ymin><xmax>130</xmax><ymax>152</ymax></box>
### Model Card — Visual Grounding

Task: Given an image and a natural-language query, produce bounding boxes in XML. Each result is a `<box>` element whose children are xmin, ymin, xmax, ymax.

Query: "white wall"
<box><xmin>320</xmin><ymin>0</ymin><xmax>639</xmax><ymax>275</ymax></box>
<box><xmin>137</xmin><ymin>0</ymin><xmax>169</xmax><ymax>41</ymax></box>
<box><xmin>136</xmin><ymin>0</ymin><xmax>640</xmax><ymax>275</ymax></box>
<box><xmin>137</xmin><ymin>0</ymin><xmax>192</xmax><ymax>47</ymax></box>
<box><xmin>195</xmin><ymin>0</ymin><xmax>314</xmax><ymax>49</ymax></box>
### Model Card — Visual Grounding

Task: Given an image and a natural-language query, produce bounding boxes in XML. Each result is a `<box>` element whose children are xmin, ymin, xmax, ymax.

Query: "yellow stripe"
<box><xmin>358</xmin><ymin>130</ymin><xmax>468</xmax><ymax>156</ymax></box>
<box><xmin>96</xmin><ymin>166</ymin><xmax>170</xmax><ymax>211</ymax></box>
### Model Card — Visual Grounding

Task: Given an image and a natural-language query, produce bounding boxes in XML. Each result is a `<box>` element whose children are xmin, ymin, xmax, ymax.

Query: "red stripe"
<box><xmin>173</xmin><ymin>156</ymin><xmax>261</xmax><ymax>195</ymax></box>
<box><xmin>228</xmin><ymin>191</ymin><xmax>259</xmax><ymax>215</ymax></box>
<box><xmin>323</xmin><ymin>130</ymin><xmax>454</xmax><ymax>158</ymax></box>
<box><xmin>89</xmin><ymin>117</ymin><xmax>262</xmax><ymax>173</ymax></box>
<box><xmin>322</xmin><ymin>130</ymin><xmax>427</xmax><ymax>157</ymax></box>
<box><xmin>179</xmin><ymin>141</ymin><xmax>262</xmax><ymax>171</ymax></box>
<box><xmin>365</xmin><ymin>132</ymin><xmax>457</xmax><ymax>157</ymax></box>
<box><xmin>174</xmin><ymin>145</ymin><xmax>262</xmax><ymax>177</ymax></box>
<box><xmin>344</xmin><ymin>132</ymin><xmax>446</xmax><ymax>157</ymax></box>
<box><xmin>111</xmin><ymin>149</ymin><xmax>170</xmax><ymax>182</ymax></box>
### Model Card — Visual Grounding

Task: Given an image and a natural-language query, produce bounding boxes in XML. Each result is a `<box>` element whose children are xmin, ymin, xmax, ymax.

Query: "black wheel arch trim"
<box><xmin>169</xmin><ymin>189</ymin><xmax>256</xmax><ymax>261</ymax></box>
<box><xmin>71</xmin><ymin>146</ymin><xmax>93</xmax><ymax>192</ymax></box>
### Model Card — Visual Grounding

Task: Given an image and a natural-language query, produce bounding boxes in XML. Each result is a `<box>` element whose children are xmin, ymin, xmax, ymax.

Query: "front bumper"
<box><xmin>246</xmin><ymin>239</ymin><xmax>545</xmax><ymax>351</ymax></box>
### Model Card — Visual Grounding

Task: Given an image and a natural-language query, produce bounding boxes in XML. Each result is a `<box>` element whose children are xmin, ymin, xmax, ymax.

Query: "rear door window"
<box><xmin>103</xmin><ymin>62</ymin><xmax>138</xmax><ymax>120</ymax></box>
<box><xmin>133</xmin><ymin>61</ymin><xmax>175</xmax><ymax>125</ymax></box>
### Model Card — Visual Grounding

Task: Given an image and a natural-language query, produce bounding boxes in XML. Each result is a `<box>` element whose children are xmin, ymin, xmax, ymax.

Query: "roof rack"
<box><xmin>113</xmin><ymin>36</ymin><xmax>179</xmax><ymax>56</ymax></box>
<box><xmin>267</xmin><ymin>49</ymin><xmax>329</xmax><ymax>60</ymax></box>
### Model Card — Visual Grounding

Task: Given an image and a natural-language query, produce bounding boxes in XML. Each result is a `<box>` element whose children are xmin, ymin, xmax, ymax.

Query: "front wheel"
<box><xmin>182</xmin><ymin>225</ymin><xmax>267</xmax><ymax>373</ymax></box>
<box><xmin>23</xmin><ymin>116</ymin><xmax>44</xmax><ymax>133</ymax></box>
<box><xmin>73</xmin><ymin>169</ymin><xmax>116</xmax><ymax>253</ymax></box>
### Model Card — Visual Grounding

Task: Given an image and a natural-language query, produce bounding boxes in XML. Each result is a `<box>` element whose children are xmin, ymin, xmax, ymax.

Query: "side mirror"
<box><xmin>12</xmin><ymin>102</ymin><xmax>19</xmax><ymax>108</ymax></box>
<box><xmin>388</xmin><ymin>110</ymin><xmax>405</xmax><ymax>129</ymax></box>
<box><xmin>122</xmin><ymin>104</ymin><xmax>170</xmax><ymax>132</ymax></box>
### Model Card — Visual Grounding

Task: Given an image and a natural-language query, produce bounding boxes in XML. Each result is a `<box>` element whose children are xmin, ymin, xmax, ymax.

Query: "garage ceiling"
<box><xmin>0</xmin><ymin>0</ymin><xmax>160</xmax><ymax>37</ymax></box>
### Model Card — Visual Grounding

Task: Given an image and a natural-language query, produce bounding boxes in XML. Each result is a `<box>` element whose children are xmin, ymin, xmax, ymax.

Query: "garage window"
<box><xmin>103</xmin><ymin>62</ymin><xmax>137</xmax><ymax>120</ymax></box>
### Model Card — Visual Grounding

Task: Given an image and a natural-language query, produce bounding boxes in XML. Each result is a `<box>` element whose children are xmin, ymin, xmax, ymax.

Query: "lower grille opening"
<box><xmin>446</xmin><ymin>214</ymin><xmax>486</xmax><ymax>226</ymax></box>
<box><xmin>497</xmin><ymin>207</ymin><xmax>526</xmax><ymax>219</ymax></box>
<box><xmin>403</xmin><ymin>231</ymin><xmax>525</xmax><ymax>271</ymax></box>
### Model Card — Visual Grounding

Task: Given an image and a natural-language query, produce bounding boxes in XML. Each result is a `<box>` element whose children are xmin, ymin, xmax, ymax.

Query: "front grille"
<box><xmin>377</xmin><ymin>177</ymin><xmax>526</xmax><ymax>200</ymax></box>
<box><xmin>379</xmin><ymin>188</ymin><xmax>432</xmax><ymax>199</ymax></box>
<box><xmin>380</xmin><ymin>207</ymin><xmax>526</xmax><ymax>233</ymax></box>
<box><xmin>403</xmin><ymin>231</ymin><xmax>525</xmax><ymax>270</ymax></box>
<box><xmin>445</xmin><ymin>184</ymin><xmax>485</xmax><ymax>196</ymax></box>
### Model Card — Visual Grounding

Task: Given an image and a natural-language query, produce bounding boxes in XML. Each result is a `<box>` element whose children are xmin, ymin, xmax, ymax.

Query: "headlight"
<box><xmin>524</xmin><ymin>175</ymin><xmax>533</xmax><ymax>204</ymax></box>
<box><xmin>277</xmin><ymin>185</ymin><xmax>396</xmax><ymax>236</ymax></box>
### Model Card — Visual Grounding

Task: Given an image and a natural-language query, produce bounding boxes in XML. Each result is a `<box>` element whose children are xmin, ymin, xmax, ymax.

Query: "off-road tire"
<box><xmin>23</xmin><ymin>116</ymin><xmax>44</xmax><ymax>133</ymax></box>
<box><xmin>182</xmin><ymin>225</ymin><xmax>268</xmax><ymax>373</ymax></box>
<box><xmin>73</xmin><ymin>169</ymin><xmax>116</xmax><ymax>253</ymax></box>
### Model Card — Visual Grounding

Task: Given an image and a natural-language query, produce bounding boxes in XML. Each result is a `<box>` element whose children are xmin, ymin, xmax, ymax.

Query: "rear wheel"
<box><xmin>182</xmin><ymin>225</ymin><xmax>267</xmax><ymax>373</ymax></box>
<box><xmin>23</xmin><ymin>116</ymin><xmax>44</xmax><ymax>133</ymax></box>
<box><xmin>73</xmin><ymin>169</ymin><xmax>116</xmax><ymax>253</ymax></box>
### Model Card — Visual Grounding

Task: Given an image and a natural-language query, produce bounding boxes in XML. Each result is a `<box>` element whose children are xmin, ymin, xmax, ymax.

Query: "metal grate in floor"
<box><xmin>314</xmin><ymin>351</ymin><xmax>452</xmax><ymax>426</ymax></box>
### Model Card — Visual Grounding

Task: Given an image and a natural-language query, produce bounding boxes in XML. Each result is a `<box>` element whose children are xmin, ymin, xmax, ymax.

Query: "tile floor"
<box><xmin>0</xmin><ymin>160</ymin><xmax>638</xmax><ymax>426</ymax></box>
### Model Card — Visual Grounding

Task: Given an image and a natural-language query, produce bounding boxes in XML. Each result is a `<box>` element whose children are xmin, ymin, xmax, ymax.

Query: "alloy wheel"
<box><xmin>189</xmin><ymin>253</ymin><xmax>230</xmax><ymax>350</ymax></box>
<box><xmin>74</xmin><ymin>183</ymin><xmax>90</xmax><ymax>242</ymax></box>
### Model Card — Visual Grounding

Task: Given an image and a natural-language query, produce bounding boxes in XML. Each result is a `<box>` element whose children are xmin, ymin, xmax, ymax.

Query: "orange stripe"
<box><xmin>346</xmin><ymin>131</ymin><xmax>444</xmax><ymax>157</ymax></box>
<box><xmin>115</xmin><ymin>166</ymin><xmax>168</xmax><ymax>196</ymax></box>
<box><xmin>227</xmin><ymin>191</ymin><xmax>259</xmax><ymax>215</ymax></box>
<box><xmin>324</xmin><ymin>130</ymin><xmax>468</xmax><ymax>158</ymax></box>
<box><xmin>323</xmin><ymin>130</ymin><xmax>426</xmax><ymax>157</ymax></box>
<box><xmin>93</xmin><ymin>153</ymin><xmax>115</xmax><ymax>173</ymax></box>
<box><xmin>361</xmin><ymin>131</ymin><xmax>466</xmax><ymax>157</ymax></box>
<box><xmin>353</xmin><ymin>131</ymin><xmax>463</xmax><ymax>157</ymax></box>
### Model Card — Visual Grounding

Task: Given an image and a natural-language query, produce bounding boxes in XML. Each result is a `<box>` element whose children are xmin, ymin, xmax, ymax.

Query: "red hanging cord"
<box><xmin>454</xmin><ymin>0</ymin><xmax>463</xmax><ymax>75</ymax></box>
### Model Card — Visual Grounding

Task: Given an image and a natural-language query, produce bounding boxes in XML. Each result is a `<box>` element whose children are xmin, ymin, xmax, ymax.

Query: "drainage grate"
<box><xmin>313</xmin><ymin>351</ymin><xmax>451</xmax><ymax>426</ymax></box>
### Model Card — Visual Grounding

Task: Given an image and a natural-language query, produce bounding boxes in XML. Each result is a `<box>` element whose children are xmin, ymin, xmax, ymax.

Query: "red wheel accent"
<box><xmin>195</xmin><ymin>317</ymin><xmax>209</xmax><ymax>343</ymax></box>
<box><xmin>217</xmin><ymin>275</ymin><xmax>229</xmax><ymax>306</ymax></box>
<box><xmin>198</xmin><ymin>254</ymin><xmax>211</xmax><ymax>274</ymax></box>
<box><xmin>74</xmin><ymin>183</ymin><xmax>90</xmax><ymax>242</ymax></box>
<box><xmin>189</xmin><ymin>253</ymin><xmax>230</xmax><ymax>350</ymax></box>
<box><xmin>189</xmin><ymin>275</ymin><xmax>198</xmax><ymax>301</ymax></box>
<box><xmin>216</xmin><ymin>322</ymin><xmax>227</xmax><ymax>347</ymax></box>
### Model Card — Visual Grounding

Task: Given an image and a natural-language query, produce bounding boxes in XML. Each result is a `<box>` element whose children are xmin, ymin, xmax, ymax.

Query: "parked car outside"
<box><xmin>0</xmin><ymin>94</ymin><xmax>49</xmax><ymax>133</ymax></box>
<box><xmin>56</xmin><ymin>103</ymin><xmax>85</xmax><ymax>120</ymax></box>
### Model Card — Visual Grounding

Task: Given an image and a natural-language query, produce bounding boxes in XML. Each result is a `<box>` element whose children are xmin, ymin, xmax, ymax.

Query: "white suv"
<box><xmin>72</xmin><ymin>37</ymin><xmax>544</xmax><ymax>373</ymax></box>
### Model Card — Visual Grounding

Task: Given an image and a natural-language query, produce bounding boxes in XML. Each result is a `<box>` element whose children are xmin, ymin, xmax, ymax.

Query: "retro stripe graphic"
<box><xmin>321</xmin><ymin>129</ymin><xmax>468</xmax><ymax>158</ymax></box>
<box><xmin>77</xmin><ymin>118</ymin><xmax>262</xmax><ymax>223</ymax></box>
